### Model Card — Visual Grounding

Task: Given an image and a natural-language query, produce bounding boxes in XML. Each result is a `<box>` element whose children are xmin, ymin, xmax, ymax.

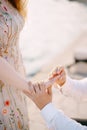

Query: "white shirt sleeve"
<box><xmin>61</xmin><ymin>76</ymin><xmax>87</xmax><ymax>101</ymax></box>
<box><xmin>41</xmin><ymin>103</ymin><xmax>87</xmax><ymax>130</ymax></box>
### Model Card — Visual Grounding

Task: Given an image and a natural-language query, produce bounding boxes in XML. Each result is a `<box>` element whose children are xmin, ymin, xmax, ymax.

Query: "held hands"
<box><xmin>24</xmin><ymin>82</ymin><xmax>52</xmax><ymax>110</ymax></box>
<box><xmin>24</xmin><ymin>66</ymin><xmax>66</xmax><ymax>110</ymax></box>
<box><xmin>42</xmin><ymin>66</ymin><xmax>66</xmax><ymax>89</ymax></box>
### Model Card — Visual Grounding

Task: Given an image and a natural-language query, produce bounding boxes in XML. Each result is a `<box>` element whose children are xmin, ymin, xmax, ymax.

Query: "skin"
<box><xmin>24</xmin><ymin>66</ymin><xmax>66</xmax><ymax>110</ymax></box>
<box><xmin>0</xmin><ymin>57</ymin><xmax>31</xmax><ymax>93</ymax></box>
<box><xmin>49</xmin><ymin>66</ymin><xmax>66</xmax><ymax>87</ymax></box>
<box><xmin>24</xmin><ymin>82</ymin><xmax>52</xmax><ymax>110</ymax></box>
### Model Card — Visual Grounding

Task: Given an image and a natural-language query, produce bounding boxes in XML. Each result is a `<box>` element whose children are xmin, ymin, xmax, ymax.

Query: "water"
<box><xmin>20</xmin><ymin>0</ymin><xmax>87</xmax><ymax>77</ymax></box>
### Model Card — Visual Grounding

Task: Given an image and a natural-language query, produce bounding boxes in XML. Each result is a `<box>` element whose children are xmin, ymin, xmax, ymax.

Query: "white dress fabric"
<box><xmin>0</xmin><ymin>0</ymin><xmax>29</xmax><ymax>130</ymax></box>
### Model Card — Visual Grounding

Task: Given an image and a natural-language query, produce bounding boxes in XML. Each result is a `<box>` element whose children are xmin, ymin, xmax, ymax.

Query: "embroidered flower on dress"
<box><xmin>3</xmin><ymin>6</ymin><xmax>8</xmax><ymax>11</ymax></box>
<box><xmin>0</xmin><ymin>80</ymin><xmax>4</xmax><ymax>92</ymax></box>
<box><xmin>15</xmin><ymin>111</ymin><xmax>19</xmax><ymax>118</ymax></box>
<box><xmin>4</xmin><ymin>127</ymin><xmax>6</xmax><ymax>130</ymax></box>
<box><xmin>18</xmin><ymin>120</ymin><xmax>22</xmax><ymax>129</ymax></box>
<box><xmin>4</xmin><ymin>100</ymin><xmax>10</xmax><ymax>106</ymax></box>
<box><xmin>2</xmin><ymin>108</ymin><xmax>8</xmax><ymax>115</ymax></box>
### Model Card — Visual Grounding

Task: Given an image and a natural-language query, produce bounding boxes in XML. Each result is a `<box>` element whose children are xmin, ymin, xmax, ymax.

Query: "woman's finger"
<box><xmin>45</xmin><ymin>79</ymin><xmax>54</xmax><ymax>89</ymax></box>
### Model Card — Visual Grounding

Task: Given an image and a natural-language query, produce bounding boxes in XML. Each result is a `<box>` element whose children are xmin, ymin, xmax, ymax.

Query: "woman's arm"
<box><xmin>0</xmin><ymin>57</ymin><xmax>30</xmax><ymax>92</ymax></box>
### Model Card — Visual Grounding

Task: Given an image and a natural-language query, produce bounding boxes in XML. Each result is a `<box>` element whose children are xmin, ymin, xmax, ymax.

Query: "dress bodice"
<box><xmin>0</xmin><ymin>0</ymin><xmax>25</xmax><ymax>75</ymax></box>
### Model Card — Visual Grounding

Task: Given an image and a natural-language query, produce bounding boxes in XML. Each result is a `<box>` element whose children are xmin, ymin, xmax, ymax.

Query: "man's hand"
<box><xmin>49</xmin><ymin>66</ymin><xmax>66</xmax><ymax>87</ymax></box>
<box><xmin>24</xmin><ymin>82</ymin><xmax>52</xmax><ymax>110</ymax></box>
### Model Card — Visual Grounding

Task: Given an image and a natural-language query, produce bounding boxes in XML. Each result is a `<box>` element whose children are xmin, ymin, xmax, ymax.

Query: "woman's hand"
<box><xmin>49</xmin><ymin>66</ymin><xmax>66</xmax><ymax>87</ymax></box>
<box><xmin>24</xmin><ymin>82</ymin><xmax>52</xmax><ymax>110</ymax></box>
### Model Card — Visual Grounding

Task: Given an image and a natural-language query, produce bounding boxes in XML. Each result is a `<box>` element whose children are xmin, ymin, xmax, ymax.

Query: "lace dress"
<box><xmin>0</xmin><ymin>0</ymin><xmax>29</xmax><ymax>130</ymax></box>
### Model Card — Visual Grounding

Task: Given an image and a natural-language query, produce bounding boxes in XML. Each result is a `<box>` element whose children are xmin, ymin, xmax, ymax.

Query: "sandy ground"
<box><xmin>23</xmin><ymin>1</ymin><xmax>87</xmax><ymax>130</ymax></box>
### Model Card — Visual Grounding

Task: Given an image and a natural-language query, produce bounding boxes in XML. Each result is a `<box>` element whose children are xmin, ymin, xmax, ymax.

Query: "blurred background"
<box><xmin>20</xmin><ymin>0</ymin><xmax>87</xmax><ymax>129</ymax></box>
<box><xmin>20</xmin><ymin>0</ymin><xmax>87</xmax><ymax>78</ymax></box>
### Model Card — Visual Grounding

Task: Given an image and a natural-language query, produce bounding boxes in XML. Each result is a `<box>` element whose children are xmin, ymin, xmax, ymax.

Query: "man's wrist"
<box><xmin>41</xmin><ymin>103</ymin><xmax>58</xmax><ymax>123</ymax></box>
<box><xmin>38</xmin><ymin>101</ymin><xmax>51</xmax><ymax>110</ymax></box>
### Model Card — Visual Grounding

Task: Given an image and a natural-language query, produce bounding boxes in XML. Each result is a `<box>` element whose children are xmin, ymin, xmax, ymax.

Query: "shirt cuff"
<box><xmin>61</xmin><ymin>76</ymin><xmax>73</xmax><ymax>96</ymax></box>
<box><xmin>41</xmin><ymin>103</ymin><xmax>58</xmax><ymax>123</ymax></box>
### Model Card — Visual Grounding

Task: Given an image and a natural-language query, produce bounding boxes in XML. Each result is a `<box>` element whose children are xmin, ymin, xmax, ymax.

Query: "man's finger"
<box><xmin>47</xmin><ymin>87</ymin><xmax>52</xmax><ymax>95</ymax></box>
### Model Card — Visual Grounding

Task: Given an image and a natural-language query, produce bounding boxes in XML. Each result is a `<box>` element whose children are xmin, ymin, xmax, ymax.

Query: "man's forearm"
<box><xmin>62</xmin><ymin>76</ymin><xmax>87</xmax><ymax>101</ymax></box>
<box><xmin>41</xmin><ymin>103</ymin><xmax>87</xmax><ymax>130</ymax></box>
